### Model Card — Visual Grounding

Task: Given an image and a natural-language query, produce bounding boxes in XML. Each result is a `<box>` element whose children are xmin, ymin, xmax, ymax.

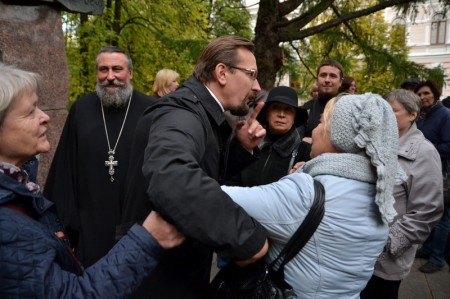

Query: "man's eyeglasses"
<box><xmin>227</xmin><ymin>65</ymin><xmax>258</xmax><ymax>81</ymax></box>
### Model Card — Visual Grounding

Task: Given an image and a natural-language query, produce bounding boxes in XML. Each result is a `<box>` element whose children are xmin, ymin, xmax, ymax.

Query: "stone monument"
<box><xmin>0</xmin><ymin>0</ymin><xmax>104</xmax><ymax>185</ymax></box>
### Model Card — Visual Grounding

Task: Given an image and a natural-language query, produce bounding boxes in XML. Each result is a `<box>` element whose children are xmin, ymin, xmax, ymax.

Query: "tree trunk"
<box><xmin>79</xmin><ymin>13</ymin><xmax>91</xmax><ymax>92</ymax></box>
<box><xmin>112</xmin><ymin>0</ymin><xmax>122</xmax><ymax>46</ymax></box>
<box><xmin>254</xmin><ymin>0</ymin><xmax>283</xmax><ymax>90</ymax></box>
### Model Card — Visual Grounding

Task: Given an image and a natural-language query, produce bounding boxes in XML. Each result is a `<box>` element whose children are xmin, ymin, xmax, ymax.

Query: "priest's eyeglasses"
<box><xmin>227</xmin><ymin>65</ymin><xmax>258</xmax><ymax>81</ymax></box>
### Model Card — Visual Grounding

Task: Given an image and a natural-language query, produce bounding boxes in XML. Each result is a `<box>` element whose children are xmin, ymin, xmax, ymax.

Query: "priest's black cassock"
<box><xmin>44</xmin><ymin>90</ymin><xmax>152</xmax><ymax>267</ymax></box>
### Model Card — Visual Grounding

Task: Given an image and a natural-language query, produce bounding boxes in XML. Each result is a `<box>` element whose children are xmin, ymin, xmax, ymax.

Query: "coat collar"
<box><xmin>182</xmin><ymin>76</ymin><xmax>227</xmax><ymax>127</ymax></box>
<box><xmin>0</xmin><ymin>172</ymin><xmax>54</xmax><ymax>215</ymax></box>
<box><xmin>260</xmin><ymin>128</ymin><xmax>301</xmax><ymax>158</ymax></box>
<box><xmin>398</xmin><ymin>122</ymin><xmax>423</xmax><ymax>161</ymax></box>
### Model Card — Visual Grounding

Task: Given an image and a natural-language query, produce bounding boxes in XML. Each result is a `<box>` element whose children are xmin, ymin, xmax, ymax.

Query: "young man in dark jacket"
<box><xmin>300</xmin><ymin>60</ymin><xmax>343</xmax><ymax>140</ymax></box>
<box><xmin>119</xmin><ymin>36</ymin><xmax>269</xmax><ymax>299</ymax></box>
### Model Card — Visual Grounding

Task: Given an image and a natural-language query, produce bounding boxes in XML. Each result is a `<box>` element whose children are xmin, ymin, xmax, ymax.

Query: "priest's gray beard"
<box><xmin>96</xmin><ymin>79</ymin><xmax>133</xmax><ymax>108</ymax></box>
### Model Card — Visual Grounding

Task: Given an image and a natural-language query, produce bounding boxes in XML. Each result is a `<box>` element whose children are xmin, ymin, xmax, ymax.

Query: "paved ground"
<box><xmin>211</xmin><ymin>255</ymin><xmax>450</xmax><ymax>298</ymax></box>
<box><xmin>399</xmin><ymin>258</ymin><xmax>450</xmax><ymax>299</ymax></box>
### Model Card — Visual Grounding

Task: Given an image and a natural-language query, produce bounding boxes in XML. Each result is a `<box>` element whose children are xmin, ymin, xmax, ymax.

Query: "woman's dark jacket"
<box><xmin>0</xmin><ymin>171</ymin><xmax>163</xmax><ymax>299</ymax></box>
<box><xmin>230</xmin><ymin>128</ymin><xmax>311</xmax><ymax>187</ymax></box>
<box><xmin>416</xmin><ymin>101</ymin><xmax>450</xmax><ymax>159</ymax></box>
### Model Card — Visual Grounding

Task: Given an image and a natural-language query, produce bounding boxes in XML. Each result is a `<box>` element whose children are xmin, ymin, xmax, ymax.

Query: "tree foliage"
<box><xmin>253</xmin><ymin>0</ymin><xmax>449</xmax><ymax>92</ymax></box>
<box><xmin>63</xmin><ymin>0</ymin><xmax>448</xmax><ymax>103</ymax></box>
<box><xmin>63</xmin><ymin>0</ymin><xmax>209</xmax><ymax>103</ymax></box>
<box><xmin>208</xmin><ymin>0</ymin><xmax>253</xmax><ymax>39</ymax></box>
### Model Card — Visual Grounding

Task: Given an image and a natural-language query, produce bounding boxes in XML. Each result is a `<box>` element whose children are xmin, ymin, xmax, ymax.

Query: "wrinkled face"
<box><xmin>416</xmin><ymin>86</ymin><xmax>436</xmax><ymax>109</ymax></box>
<box><xmin>223</xmin><ymin>48</ymin><xmax>261</xmax><ymax>116</ymax></box>
<box><xmin>310</xmin><ymin>116</ymin><xmax>338</xmax><ymax>158</ymax></box>
<box><xmin>0</xmin><ymin>90</ymin><xmax>50</xmax><ymax>167</ymax></box>
<box><xmin>266</xmin><ymin>102</ymin><xmax>296</xmax><ymax>135</ymax></box>
<box><xmin>316</xmin><ymin>66</ymin><xmax>342</xmax><ymax>99</ymax></box>
<box><xmin>168</xmin><ymin>79</ymin><xmax>179</xmax><ymax>92</ymax></box>
<box><xmin>389</xmin><ymin>100</ymin><xmax>417</xmax><ymax>137</ymax></box>
<box><xmin>96</xmin><ymin>52</ymin><xmax>133</xmax><ymax>92</ymax></box>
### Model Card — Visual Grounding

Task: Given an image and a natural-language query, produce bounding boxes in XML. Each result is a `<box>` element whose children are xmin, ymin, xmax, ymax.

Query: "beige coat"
<box><xmin>374</xmin><ymin>123</ymin><xmax>444</xmax><ymax>280</ymax></box>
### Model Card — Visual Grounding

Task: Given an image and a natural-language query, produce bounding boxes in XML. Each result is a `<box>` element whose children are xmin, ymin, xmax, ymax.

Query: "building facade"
<box><xmin>386</xmin><ymin>2</ymin><xmax>450</xmax><ymax>97</ymax></box>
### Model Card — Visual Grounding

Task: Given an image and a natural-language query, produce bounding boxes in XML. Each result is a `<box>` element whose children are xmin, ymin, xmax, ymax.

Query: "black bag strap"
<box><xmin>270</xmin><ymin>179</ymin><xmax>325</xmax><ymax>272</ymax></box>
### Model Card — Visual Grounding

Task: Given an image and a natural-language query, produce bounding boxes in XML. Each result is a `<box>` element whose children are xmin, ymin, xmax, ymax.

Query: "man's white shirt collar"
<box><xmin>205</xmin><ymin>85</ymin><xmax>225</xmax><ymax>112</ymax></box>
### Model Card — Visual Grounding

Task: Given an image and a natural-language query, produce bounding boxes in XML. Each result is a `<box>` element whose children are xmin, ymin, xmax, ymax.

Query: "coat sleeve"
<box><xmin>0</xmin><ymin>213</ymin><xmax>162</xmax><ymax>299</ymax></box>
<box><xmin>221</xmin><ymin>173</ymin><xmax>315</xmax><ymax>241</ymax></box>
<box><xmin>142</xmin><ymin>107</ymin><xmax>267</xmax><ymax>260</ymax></box>
<box><xmin>222</xmin><ymin>138</ymin><xmax>259</xmax><ymax>181</ymax></box>
<box><xmin>435</xmin><ymin>109</ymin><xmax>450</xmax><ymax>158</ymax></box>
<box><xmin>388</xmin><ymin>141</ymin><xmax>444</xmax><ymax>258</ymax></box>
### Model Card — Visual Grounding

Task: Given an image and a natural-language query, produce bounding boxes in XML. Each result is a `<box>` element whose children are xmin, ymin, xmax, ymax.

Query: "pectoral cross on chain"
<box><xmin>105</xmin><ymin>150</ymin><xmax>118</xmax><ymax>182</ymax></box>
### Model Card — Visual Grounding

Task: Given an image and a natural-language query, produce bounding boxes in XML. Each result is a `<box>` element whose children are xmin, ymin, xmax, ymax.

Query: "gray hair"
<box><xmin>95</xmin><ymin>46</ymin><xmax>133</xmax><ymax>70</ymax></box>
<box><xmin>383</xmin><ymin>89</ymin><xmax>421</xmax><ymax>119</ymax></box>
<box><xmin>0</xmin><ymin>63</ymin><xmax>40</xmax><ymax>126</ymax></box>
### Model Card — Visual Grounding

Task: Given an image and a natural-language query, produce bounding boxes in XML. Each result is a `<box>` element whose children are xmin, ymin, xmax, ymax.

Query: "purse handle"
<box><xmin>270</xmin><ymin>179</ymin><xmax>325</xmax><ymax>272</ymax></box>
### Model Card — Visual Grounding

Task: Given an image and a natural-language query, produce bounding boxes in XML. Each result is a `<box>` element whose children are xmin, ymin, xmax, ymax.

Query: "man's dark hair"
<box><xmin>316</xmin><ymin>60</ymin><xmax>344</xmax><ymax>78</ymax></box>
<box><xmin>400</xmin><ymin>78</ymin><xmax>420</xmax><ymax>89</ymax></box>
<box><xmin>194</xmin><ymin>36</ymin><xmax>254</xmax><ymax>84</ymax></box>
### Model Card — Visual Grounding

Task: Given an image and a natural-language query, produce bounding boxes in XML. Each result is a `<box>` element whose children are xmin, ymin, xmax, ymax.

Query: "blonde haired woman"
<box><xmin>151</xmin><ymin>69</ymin><xmax>179</xmax><ymax>98</ymax></box>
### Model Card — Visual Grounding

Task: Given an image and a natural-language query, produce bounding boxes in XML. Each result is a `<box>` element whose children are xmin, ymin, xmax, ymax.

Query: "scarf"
<box><xmin>303</xmin><ymin>152</ymin><xmax>376</xmax><ymax>184</ymax></box>
<box><xmin>0</xmin><ymin>160</ymin><xmax>40</xmax><ymax>193</ymax></box>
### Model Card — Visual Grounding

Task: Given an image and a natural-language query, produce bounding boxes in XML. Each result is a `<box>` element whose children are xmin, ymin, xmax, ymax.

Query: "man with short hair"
<box><xmin>301</xmin><ymin>59</ymin><xmax>343</xmax><ymax>141</ymax></box>
<box><xmin>119</xmin><ymin>35</ymin><xmax>269</xmax><ymax>299</ymax></box>
<box><xmin>44</xmin><ymin>46</ymin><xmax>153</xmax><ymax>267</ymax></box>
<box><xmin>400</xmin><ymin>77</ymin><xmax>420</xmax><ymax>91</ymax></box>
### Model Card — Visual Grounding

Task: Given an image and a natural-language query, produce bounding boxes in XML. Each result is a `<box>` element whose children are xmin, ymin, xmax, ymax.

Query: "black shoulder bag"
<box><xmin>207</xmin><ymin>179</ymin><xmax>325</xmax><ymax>299</ymax></box>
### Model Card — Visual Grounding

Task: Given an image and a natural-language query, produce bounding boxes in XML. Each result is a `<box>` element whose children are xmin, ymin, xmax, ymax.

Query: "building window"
<box><xmin>431</xmin><ymin>13</ymin><xmax>446</xmax><ymax>45</ymax></box>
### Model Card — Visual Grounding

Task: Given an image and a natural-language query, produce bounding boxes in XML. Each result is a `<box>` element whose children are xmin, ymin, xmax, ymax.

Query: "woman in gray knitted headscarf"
<box><xmin>221</xmin><ymin>93</ymin><xmax>406</xmax><ymax>298</ymax></box>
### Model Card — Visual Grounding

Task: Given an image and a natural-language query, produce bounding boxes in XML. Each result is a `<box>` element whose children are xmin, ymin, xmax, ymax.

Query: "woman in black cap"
<box><xmin>229</xmin><ymin>86</ymin><xmax>310</xmax><ymax>186</ymax></box>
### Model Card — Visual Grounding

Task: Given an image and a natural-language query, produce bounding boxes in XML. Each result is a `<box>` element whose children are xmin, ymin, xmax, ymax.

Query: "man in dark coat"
<box><xmin>119</xmin><ymin>36</ymin><xmax>269</xmax><ymax>299</ymax></box>
<box><xmin>44</xmin><ymin>46</ymin><xmax>153</xmax><ymax>267</ymax></box>
<box><xmin>300</xmin><ymin>60</ymin><xmax>343</xmax><ymax>140</ymax></box>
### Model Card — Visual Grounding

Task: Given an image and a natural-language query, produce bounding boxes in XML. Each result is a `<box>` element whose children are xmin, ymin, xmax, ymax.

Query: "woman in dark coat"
<box><xmin>229</xmin><ymin>86</ymin><xmax>310</xmax><ymax>186</ymax></box>
<box><xmin>414</xmin><ymin>80</ymin><xmax>450</xmax><ymax>274</ymax></box>
<box><xmin>0</xmin><ymin>63</ymin><xmax>184</xmax><ymax>299</ymax></box>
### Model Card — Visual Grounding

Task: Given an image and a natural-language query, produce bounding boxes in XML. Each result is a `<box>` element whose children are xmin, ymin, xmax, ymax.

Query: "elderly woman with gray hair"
<box><xmin>221</xmin><ymin>93</ymin><xmax>406</xmax><ymax>298</ymax></box>
<box><xmin>360</xmin><ymin>89</ymin><xmax>443</xmax><ymax>299</ymax></box>
<box><xmin>0</xmin><ymin>63</ymin><xmax>184</xmax><ymax>299</ymax></box>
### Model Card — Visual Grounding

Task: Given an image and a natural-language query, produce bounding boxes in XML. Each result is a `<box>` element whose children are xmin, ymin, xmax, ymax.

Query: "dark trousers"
<box><xmin>360</xmin><ymin>275</ymin><xmax>401</xmax><ymax>299</ymax></box>
<box><xmin>446</xmin><ymin>231</ymin><xmax>450</xmax><ymax>266</ymax></box>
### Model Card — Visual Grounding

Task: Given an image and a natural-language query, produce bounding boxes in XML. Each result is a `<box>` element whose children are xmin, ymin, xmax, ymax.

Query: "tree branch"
<box><xmin>278</xmin><ymin>0</ymin><xmax>415</xmax><ymax>41</ymax></box>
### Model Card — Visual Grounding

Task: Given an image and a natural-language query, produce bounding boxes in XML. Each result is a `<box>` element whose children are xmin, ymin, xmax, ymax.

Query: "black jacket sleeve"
<box><xmin>142</xmin><ymin>107</ymin><xmax>267</xmax><ymax>260</ymax></box>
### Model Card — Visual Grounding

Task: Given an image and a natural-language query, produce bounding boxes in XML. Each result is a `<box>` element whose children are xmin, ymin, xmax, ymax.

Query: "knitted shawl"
<box><xmin>304</xmin><ymin>93</ymin><xmax>406</xmax><ymax>223</ymax></box>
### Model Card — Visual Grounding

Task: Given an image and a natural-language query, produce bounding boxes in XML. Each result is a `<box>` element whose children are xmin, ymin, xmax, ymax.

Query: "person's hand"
<box><xmin>143</xmin><ymin>211</ymin><xmax>185</xmax><ymax>249</ymax></box>
<box><xmin>289</xmin><ymin>161</ymin><xmax>305</xmax><ymax>174</ymax></box>
<box><xmin>302</xmin><ymin>137</ymin><xmax>312</xmax><ymax>144</ymax></box>
<box><xmin>234</xmin><ymin>102</ymin><xmax>266</xmax><ymax>152</ymax></box>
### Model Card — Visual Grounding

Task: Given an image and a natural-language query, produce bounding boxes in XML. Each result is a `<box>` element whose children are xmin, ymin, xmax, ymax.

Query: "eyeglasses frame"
<box><xmin>227</xmin><ymin>64</ymin><xmax>258</xmax><ymax>81</ymax></box>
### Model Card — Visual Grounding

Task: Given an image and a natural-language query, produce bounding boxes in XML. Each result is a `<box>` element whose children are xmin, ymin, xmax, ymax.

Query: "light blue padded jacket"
<box><xmin>222</xmin><ymin>172</ymin><xmax>388</xmax><ymax>299</ymax></box>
